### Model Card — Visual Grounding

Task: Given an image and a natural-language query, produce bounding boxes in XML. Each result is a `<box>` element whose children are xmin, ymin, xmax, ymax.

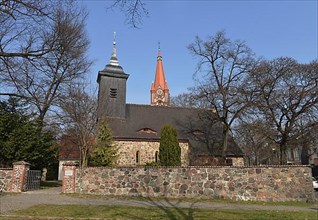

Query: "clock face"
<box><xmin>157</xmin><ymin>89</ymin><xmax>163</xmax><ymax>95</ymax></box>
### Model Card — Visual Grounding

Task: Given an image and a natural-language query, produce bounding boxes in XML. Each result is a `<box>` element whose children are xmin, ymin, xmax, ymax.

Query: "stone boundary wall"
<box><xmin>0</xmin><ymin>161</ymin><xmax>30</xmax><ymax>192</ymax></box>
<box><xmin>62</xmin><ymin>164</ymin><xmax>315</xmax><ymax>202</ymax></box>
<box><xmin>0</xmin><ymin>168</ymin><xmax>13</xmax><ymax>192</ymax></box>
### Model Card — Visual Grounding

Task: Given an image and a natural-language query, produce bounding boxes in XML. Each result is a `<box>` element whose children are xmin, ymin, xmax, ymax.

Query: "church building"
<box><xmin>58</xmin><ymin>38</ymin><xmax>243</xmax><ymax>180</ymax></box>
<box><xmin>96</xmin><ymin>38</ymin><xmax>244</xmax><ymax>167</ymax></box>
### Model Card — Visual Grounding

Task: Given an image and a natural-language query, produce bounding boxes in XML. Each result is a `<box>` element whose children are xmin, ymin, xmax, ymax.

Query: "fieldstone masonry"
<box><xmin>116</xmin><ymin>140</ymin><xmax>189</xmax><ymax>166</ymax></box>
<box><xmin>0</xmin><ymin>169</ymin><xmax>13</xmax><ymax>192</ymax></box>
<box><xmin>10</xmin><ymin>161</ymin><xmax>30</xmax><ymax>192</ymax></box>
<box><xmin>0</xmin><ymin>161</ymin><xmax>30</xmax><ymax>192</ymax></box>
<box><xmin>62</xmin><ymin>163</ymin><xmax>78</xmax><ymax>193</ymax></box>
<box><xmin>115</xmin><ymin>140</ymin><xmax>243</xmax><ymax>167</ymax></box>
<box><xmin>62</xmin><ymin>164</ymin><xmax>315</xmax><ymax>202</ymax></box>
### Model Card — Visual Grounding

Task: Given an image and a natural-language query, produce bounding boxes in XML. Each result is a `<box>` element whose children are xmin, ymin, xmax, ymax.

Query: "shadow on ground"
<box><xmin>120</xmin><ymin>197</ymin><xmax>197</xmax><ymax>220</ymax></box>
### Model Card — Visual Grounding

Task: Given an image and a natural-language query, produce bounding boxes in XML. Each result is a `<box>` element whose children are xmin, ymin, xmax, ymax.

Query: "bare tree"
<box><xmin>0</xmin><ymin>0</ymin><xmax>91</xmax><ymax>127</ymax></box>
<box><xmin>0</xmin><ymin>0</ymin><xmax>53</xmax><ymax>59</ymax></box>
<box><xmin>249</xmin><ymin>58</ymin><xmax>318</xmax><ymax>164</ymax></box>
<box><xmin>188</xmin><ymin>31</ymin><xmax>257</xmax><ymax>162</ymax></box>
<box><xmin>59</xmin><ymin>84</ymin><xmax>97</xmax><ymax>168</ymax></box>
<box><xmin>233</xmin><ymin>119</ymin><xmax>278</xmax><ymax>165</ymax></box>
<box><xmin>171</xmin><ymin>92</ymin><xmax>202</xmax><ymax>108</ymax></box>
<box><xmin>108</xmin><ymin>0</ymin><xmax>148</xmax><ymax>28</ymax></box>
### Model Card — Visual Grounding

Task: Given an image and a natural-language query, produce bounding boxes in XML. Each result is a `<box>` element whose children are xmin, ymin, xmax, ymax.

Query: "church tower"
<box><xmin>150</xmin><ymin>47</ymin><xmax>170</xmax><ymax>106</ymax></box>
<box><xmin>97</xmin><ymin>33</ymin><xmax>129</xmax><ymax>120</ymax></box>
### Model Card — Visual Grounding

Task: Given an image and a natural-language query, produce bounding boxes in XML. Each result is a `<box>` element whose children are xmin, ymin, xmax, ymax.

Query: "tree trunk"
<box><xmin>279</xmin><ymin>142</ymin><xmax>287</xmax><ymax>165</ymax></box>
<box><xmin>80</xmin><ymin>143</ymin><xmax>89</xmax><ymax>168</ymax></box>
<box><xmin>222</xmin><ymin>124</ymin><xmax>229</xmax><ymax>165</ymax></box>
<box><xmin>255</xmin><ymin>152</ymin><xmax>258</xmax><ymax>166</ymax></box>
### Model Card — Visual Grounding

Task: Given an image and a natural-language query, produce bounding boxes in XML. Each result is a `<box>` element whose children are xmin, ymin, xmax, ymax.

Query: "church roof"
<box><xmin>59</xmin><ymin>135</ymin><xmax>82</xmax><ymax>160</ymax></box>
<box><xmin>106</xmin><ymin>104</ymin><xmax>243</xmax><ymax>157</ymax></box>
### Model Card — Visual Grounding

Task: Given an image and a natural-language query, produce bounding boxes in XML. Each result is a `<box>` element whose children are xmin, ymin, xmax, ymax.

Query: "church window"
<box><xmin>226</xmin><ymin>158</ymin><xmax>233</xmax><ymax>166</ymax></box>
<box><xmin>136</xmin><ymin>151</ymin><xmax>140</xmax><ymax>164</ymax></box>
<box><xmin>155</xmin><ymin>151</ymin><xmax>159</xmax><ymax>163</ymax></box>
<box><xmin>110</xmin><ymin>88</ymin><xmax>117</xmax><ymax>98</ymax></box>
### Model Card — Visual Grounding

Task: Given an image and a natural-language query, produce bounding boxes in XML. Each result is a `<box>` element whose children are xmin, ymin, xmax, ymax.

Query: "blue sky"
<box><xmin>81</xmin><ymin>0</ymin><xmax>318</xmax><ymax>104</ymax></box>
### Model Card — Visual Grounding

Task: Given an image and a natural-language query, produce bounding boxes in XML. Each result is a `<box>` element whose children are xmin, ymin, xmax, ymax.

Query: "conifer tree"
<box><xmin>159</xmin><ymin>124</ymin><xmax>181</xmax><ymax>166</ymax></box>
<box><xmin>90</xmin><ymin>119</ymin><xmax>118</xmax><ymax>166</ymax></box>
<box><xmin>0</xmin><ymin>97</ymin><xmax>57</xmax><ymax>169</ymax></box>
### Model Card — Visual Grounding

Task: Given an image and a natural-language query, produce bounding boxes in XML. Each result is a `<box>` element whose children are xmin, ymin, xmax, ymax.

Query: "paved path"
<box><xmin>1</xmin><ymin>187</ymin><xmax>318</xmax><ymax>216</ymax></box>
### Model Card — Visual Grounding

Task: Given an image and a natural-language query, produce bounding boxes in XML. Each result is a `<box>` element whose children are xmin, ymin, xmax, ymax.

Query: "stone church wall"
<box><xmin>231</xmin><ymin>157</ymin><xmax>244</xmax><ymax>166</ymax></box>
<box><xmin>62</xmin><ymin>164</ymin><xmax>315</xmax><ymax>202</ymax></box>
<box><xmin>116</xmin><ymin>140</ymin><xmax>189</xmax><ymax>166</ymax></box>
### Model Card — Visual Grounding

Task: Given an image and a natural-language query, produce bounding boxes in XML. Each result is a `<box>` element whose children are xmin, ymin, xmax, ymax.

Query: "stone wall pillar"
<box><xmin>62</xmin><ymin>162</ymin><xmax>78</xmax><ymax>193</ymax></box>
<box><xmin>10</xmin><ymin>161</ymin><xmax>30</xmax><ymax>192</ymax></box>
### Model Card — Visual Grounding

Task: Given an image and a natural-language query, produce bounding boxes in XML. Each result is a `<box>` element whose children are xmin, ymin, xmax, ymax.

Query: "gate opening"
<box><xmin>25</xmin><ymin>170</ymin><xmax>41</xmax><ymax>191</ymax></box>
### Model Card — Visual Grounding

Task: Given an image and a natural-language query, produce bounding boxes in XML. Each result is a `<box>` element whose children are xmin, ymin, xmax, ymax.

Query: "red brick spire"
<box><xmin>151</xmin><ymin>46</ymin><xmax>170</xmax><ymax>106</ymax></box>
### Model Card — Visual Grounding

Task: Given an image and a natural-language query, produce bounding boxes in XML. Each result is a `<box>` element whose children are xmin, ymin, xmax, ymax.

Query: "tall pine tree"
<box><xmin>159</xmin><ymin>124</ymin><xmax>181</xmax><ymax>166</ymax></box>
<box><xmin>90</xmin><ymin>119</ymin><xmax>118</xmax><ymax>166</ymax></box>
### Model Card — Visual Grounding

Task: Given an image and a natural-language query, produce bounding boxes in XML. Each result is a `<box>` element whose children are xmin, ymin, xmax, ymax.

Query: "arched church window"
<box><xmin>136</xmin><ymin>151</ymin><xmax>140</xmax><ymax>164</ymax></box>
<box><xmin>155</xmin><ymin>151</ymin><xmax>159</xmax><ymax>163</ymax></box>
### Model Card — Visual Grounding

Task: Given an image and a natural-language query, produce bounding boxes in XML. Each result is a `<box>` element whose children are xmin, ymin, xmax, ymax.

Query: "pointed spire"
<box><xmin>151</xmin><ymin>44</ymin><xmax>170</xmax><ymax>106</ymax></box>
<box><xmin>157</xmin><ymin>41</ymin><xmax>162</xmax><ymax>61</ymax></box>
<box><xmin>109</xmin><ymin>31</ymin><xmax>119</xmax><ymax>66</ymax></box>
<box><xmin>99</xmin><ymin>32</ymin><xmax>128</xmax><ymax>78</ymax></box>
<box><xmin>153</xmin><ymin>46</ymin><xmax>166</xmax><ymax>90</ymax></box>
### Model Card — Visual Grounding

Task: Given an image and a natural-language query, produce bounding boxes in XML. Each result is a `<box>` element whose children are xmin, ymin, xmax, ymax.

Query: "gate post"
<box><xmin>10</xmin><ymin>161</ymin><xmax>30</xmax><ymax>192</ymax></box>
<box><xmin>62</xmin><ymin>162</ymin><xmax>78</xmax><ymax>193</ymax></box>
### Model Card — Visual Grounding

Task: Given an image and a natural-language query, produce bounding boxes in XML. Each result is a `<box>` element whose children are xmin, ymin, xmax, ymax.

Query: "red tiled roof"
<box><xmin>59</xmin><ymin>135</ymin><xmax>80</xmax><ymax>160</ymax></box>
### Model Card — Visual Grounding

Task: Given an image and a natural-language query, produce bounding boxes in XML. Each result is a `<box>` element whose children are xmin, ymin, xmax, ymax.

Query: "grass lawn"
<box><xmin>8</xmin><ymin>204</ymin><xmax>318</xmax><ymax>220</ymax></box>
<box><xmin>67</xmin><ymin>193</ymin><xmax>318</xmax><ymax>208</ymax></box>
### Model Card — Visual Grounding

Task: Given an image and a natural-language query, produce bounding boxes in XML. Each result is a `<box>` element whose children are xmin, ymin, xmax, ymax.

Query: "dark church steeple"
<box><xmin>97</xmin><ymin>33</ymin><xmax>129</xmax><ymax>120</ymax></box>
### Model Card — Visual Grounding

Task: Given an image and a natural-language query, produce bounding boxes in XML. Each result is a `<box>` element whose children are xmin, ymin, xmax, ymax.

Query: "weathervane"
<box><xmin>111</xmin><ymin>31</ymin><xmax>118</xmax><ymax>62</ymax></box>
<box><xmin>113</xmin><ymin>31</ymin><xmax>116</xmax><ymax>46</ymax></box>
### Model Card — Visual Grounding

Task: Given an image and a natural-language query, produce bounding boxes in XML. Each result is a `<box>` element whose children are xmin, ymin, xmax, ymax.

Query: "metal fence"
<box><xmin>25</xmin><ymin>170</ymin><xmax>41</xmax><ymax>191</ymax></box>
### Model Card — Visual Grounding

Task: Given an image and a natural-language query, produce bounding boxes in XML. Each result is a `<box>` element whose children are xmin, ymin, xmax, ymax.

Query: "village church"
<box><xmin>58</xmin><ymin>38</ymin><xmax>244</xmax><ymax>179</ymax></box>
<box><xmin>96</xmin><ymin>38</ymin><xmax>244</xmax><ymax>166</ymax></box>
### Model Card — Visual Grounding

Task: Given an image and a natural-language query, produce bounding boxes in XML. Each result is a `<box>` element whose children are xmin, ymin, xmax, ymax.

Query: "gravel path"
<box><xmin>1</xmin><ymin>187</ymin><xmax>318</xmax><ymax>216</ymax></box>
